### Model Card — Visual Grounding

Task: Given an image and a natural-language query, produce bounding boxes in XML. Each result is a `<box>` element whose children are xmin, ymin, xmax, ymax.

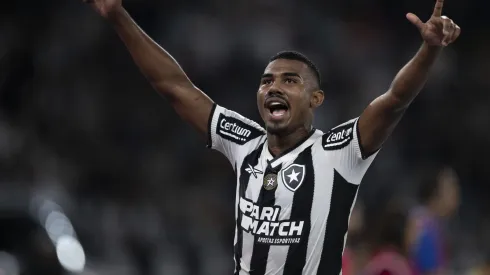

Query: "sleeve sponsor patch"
<box><xmin>216</xmin><ymin>113</ymin><xmax>264</xmax><ymax>145</ymax></box>
<box><xmin>322</xmin><ymin>121</ymin><xmax>355</xmax><ymax>150</ymax></box>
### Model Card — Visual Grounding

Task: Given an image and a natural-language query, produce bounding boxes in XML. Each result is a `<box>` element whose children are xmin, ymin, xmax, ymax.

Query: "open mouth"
<box><xmin>266</xmin><ymin>100</ymin><xmax>289</xmax><ymax>118</ymax></box>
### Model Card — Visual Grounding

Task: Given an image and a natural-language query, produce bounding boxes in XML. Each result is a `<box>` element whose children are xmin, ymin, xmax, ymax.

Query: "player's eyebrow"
<box><xmin>282</xmin><ymin>72</ymin><xmax>301</xmax><ymax>79</ymax></box>
<box><xmin>261</xmin><ymin>72</ymin><xmax>302</xmax><ymax>79</ymax></box>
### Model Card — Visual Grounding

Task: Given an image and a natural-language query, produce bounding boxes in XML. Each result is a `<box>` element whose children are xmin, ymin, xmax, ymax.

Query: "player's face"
<box><xmin>257</xmin><ymin>59</ymin><xmax>322</xmax><ymax>135</ymax></box>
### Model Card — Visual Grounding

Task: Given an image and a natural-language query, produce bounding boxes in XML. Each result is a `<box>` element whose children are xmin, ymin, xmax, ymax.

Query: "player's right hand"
<box><xmin>82</xmin><ymin>0</ymin><xmax>122</xmax><ymax>19</ymax></box>
<box><xmin>406</xmin><ymin>0</ymin><xmax>460</xmax><ymax>47</ymax></box>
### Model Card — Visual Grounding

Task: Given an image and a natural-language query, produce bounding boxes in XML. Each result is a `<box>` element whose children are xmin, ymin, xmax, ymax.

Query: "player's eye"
<box><xmin>261</xmin><ymin>79</ymin><xmax>273</xmax><ymax>85</ymax></box>
<box><xmin>284</xmin><ymin>78</ymin><xmax>297</xmax><ymax>84</ymax></box>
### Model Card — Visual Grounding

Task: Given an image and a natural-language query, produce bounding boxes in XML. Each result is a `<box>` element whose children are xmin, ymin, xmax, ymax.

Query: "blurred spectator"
<box><xmin>361</xmin><ymin>201</ymin><xmax>417</xmax><ymax>275</ymax></box>
<box><xmin>469</xmin><ymin>254</ymin><xmax>490</xmax><ymax>275</ymax></box>
<box><xmin>343</xmin><ymin>202</ymin><xmax>369</xmax><ymax>275</ymax></box>
<box><xmin>410</xmin><ymin>166</ymin><xmax>460</xmax><ymax>275</ymax></box>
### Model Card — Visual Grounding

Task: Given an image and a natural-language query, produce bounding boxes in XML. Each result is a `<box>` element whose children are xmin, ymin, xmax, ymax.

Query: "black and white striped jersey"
<box><xmin>207</xmin><ymin>104</ymin><xmax>379</xmax><ymax>275</ymax></box>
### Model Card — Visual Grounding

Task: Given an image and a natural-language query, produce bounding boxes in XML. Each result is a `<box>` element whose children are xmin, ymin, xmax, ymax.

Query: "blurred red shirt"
<box><xmin>361</xmin><ymin>249</ymin><xmax>415</xmax><ymax>275</ymax></box>
<box><xmin>342</xmin><ymin>248</ymin><xmax>353</xmax><ymax>275</ymax></box>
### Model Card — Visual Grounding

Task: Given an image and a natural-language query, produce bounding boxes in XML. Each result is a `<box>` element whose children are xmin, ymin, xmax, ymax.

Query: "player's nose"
<box><xmin>266</xmin><ymin>87</ymin><xmax>285</xmax><ymax>98</ymax></box>
<box><xmin>267</xmin><ymin>78</ymin><xmax>285</xmax><ymax>94</ymax></box>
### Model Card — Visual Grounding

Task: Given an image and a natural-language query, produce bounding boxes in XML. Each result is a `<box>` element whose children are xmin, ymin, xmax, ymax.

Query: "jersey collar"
<box><xmin>265</xmin><ymin>129</ymin><xmax>322</xmax><ymax>169</ymax></box>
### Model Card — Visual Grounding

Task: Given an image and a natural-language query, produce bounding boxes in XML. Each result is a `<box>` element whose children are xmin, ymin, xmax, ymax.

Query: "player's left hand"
<box><xmin>406</xmin><ymin>0</ymin><xmax>461</xmax><ymax>47</ymax></box>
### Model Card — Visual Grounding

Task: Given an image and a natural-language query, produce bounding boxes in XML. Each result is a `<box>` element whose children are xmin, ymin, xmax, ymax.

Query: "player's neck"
<box><xmin>267</xmin><ymin>127</ymin><xmax>312</xmax><ymax>157</ymax></box>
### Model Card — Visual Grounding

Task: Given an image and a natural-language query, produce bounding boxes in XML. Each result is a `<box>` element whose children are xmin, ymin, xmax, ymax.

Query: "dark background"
<box><xmin>0</xmin><ymin>0</ymin><xmax>488</xmax><ymax>274</ymax></box>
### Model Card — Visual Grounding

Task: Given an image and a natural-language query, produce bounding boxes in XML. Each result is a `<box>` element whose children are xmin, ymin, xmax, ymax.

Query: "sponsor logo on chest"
<box><xmin>239</xmin><ymin>197</ymin><xmax>304</xmax><ymax>245</ymax></box>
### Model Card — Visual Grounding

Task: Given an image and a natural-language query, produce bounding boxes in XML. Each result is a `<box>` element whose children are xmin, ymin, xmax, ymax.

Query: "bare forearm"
<box><xmin>358</xmin><ymin>43</ymin><xmax>443</xmax><ymax>155</ymax></box>
<box><xmin>108</xmin><ymin>8</ymin><xmax>192</xmax><ymax>92</ymax></box>
<box><xmin>104</xmin><ymin>7</ymin><xmax>213</xmax><ymax>136</ymax></box>
<box><xmin>358</xmin><ymin>0</ymin><xmax>460</xmax><ymax>156</ymax></box>
<box><xmin>388</xmin><ymin>43</ymin><xmax>442</xmax><ymax>110</ymax></box>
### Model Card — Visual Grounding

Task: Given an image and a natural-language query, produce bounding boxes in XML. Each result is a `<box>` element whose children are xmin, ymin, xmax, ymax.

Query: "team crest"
<box><xmin>281</xmin><ymin>164</ymin><xmax>305</xmax><ymax>192</ymax></box>
<box><xmin>263</xmin><ymin>173</ymin><xmax>278</xmax><ymax>190</ymax></box>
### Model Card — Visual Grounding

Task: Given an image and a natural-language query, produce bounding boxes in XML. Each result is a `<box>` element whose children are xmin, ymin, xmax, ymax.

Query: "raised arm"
<box><xmin>83</xmin><ymin>0</ymin><xmax>213</xmax><ymax>137</ymax></box>
<box><xmin>357</xmin><ymin>0</ymin><xmax>460</xmax><ymax>156</ymax></box>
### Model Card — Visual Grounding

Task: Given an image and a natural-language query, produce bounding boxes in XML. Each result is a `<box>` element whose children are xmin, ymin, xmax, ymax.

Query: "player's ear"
<box><xmin>310</xmin><ymin>90</ymin><xmax>324</xmax><ymax>108</ymax></box>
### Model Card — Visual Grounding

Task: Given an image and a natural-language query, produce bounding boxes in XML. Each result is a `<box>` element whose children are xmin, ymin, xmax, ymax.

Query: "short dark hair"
<box><xmin>269</xmin><ymin>51</ymin><xmax>321</xmax><ymax>88</ymax></box>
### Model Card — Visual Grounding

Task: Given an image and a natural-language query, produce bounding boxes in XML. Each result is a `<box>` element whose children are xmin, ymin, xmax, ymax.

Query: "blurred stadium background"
<box><xmin>0</xmin><ymin>0</ymin><xmax>489</xmax><ymax>274</ymax></box>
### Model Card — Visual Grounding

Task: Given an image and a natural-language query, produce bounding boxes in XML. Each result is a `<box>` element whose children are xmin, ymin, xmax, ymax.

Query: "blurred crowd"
<box><xmin>0</xmin><ymin>0</ymin><xmax>489</xmax><ymax>274</ymax></box>
<box><xmin>343</xmin><ymin>166</ymin><xmax>463</xmax><ymax>275</ymax></box>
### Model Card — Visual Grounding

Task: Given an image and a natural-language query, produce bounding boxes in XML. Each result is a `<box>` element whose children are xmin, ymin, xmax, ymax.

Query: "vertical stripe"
<box><xmin>282</xmin><ymin>147</ymin><xmax>315</xmax><ymax>275</ymax></box>
<box><xmin>235</xmin><ymin>144</ymin><xmax>265</xmax><ymax>275</ymax></box>
<box><xmin>264</xmin><ymin>165</ymin><xmax>294</xmax><ymax>274</ymax></box>
<box><xmin>304</xmin><ymin>146</ymin><xmax>332</xmax><ymax>275</ymax></box>
<box><xmin>234</xmin><ymin>162</ymin><xmax>239</xmax><ymax>273</ymax></box>
<box><xmin>265</xmin><ymin>133</ymin><xmax>324</xmax><ymax>274</ymax></box>
<box><xmin>249</xmin><ymin>162</ymin><xmax>282</xmax><ymax>275</ymax></box>
<box><xmin>317</xmin><ymin>169</ymin><xmax>359</xmax><ymax>275</ymax></box>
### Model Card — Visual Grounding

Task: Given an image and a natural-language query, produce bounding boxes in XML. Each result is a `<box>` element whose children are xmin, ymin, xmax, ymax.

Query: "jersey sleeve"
<box><xmin>207</xmin><ymin>104</ymin><xmax>266</xmax><ymax>167</ymax></box>
<box><xmin>321</xmin><ymin>117</ymin><xmax>380</xmax><ymax>184</ymax></box>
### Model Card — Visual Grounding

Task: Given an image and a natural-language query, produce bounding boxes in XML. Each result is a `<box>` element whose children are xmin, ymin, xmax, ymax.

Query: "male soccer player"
<box><xmin>81</xmin><ymin>0</ymin><xmax>460</xmax><ymax>274</ymax></box>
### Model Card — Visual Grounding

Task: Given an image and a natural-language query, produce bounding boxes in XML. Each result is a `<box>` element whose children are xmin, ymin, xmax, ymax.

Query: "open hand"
<box><xmin>82</xmin><ymin>0</ymin><xmax>122</xmax><ymax>18</ymax></box>
<box><xmin>406</xmin><ymin>0</ymin><xmax>461</xmax><ymax>47</ymax></box>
